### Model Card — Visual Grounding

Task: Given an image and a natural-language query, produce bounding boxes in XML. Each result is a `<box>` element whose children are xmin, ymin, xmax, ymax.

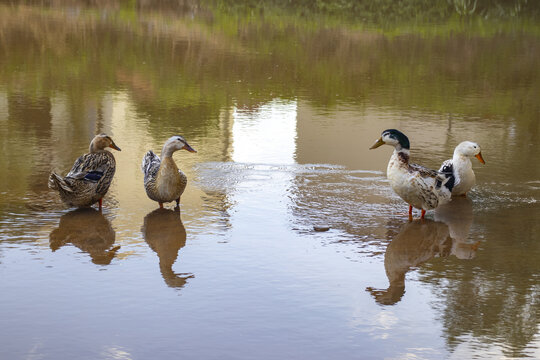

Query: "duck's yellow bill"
<box><xmin>370</xmin><ymin>137</ymin><xmax>385</xmax><ymax>150</ymax></box>
<box><xmin>475</xmin><ymin>152</ymin><xmax>485</xmax><ymax>164</ymax></box>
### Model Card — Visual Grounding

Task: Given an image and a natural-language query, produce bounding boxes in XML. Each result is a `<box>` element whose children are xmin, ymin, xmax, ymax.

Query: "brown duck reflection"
<box><xmin>142</xmin><ymin>208</ymin><xmax>194</xmax><ymax>289</ymax></box>
<box><xmin>367</xmin><ymin>197</ymin><xmax>478</xmax><ymax>305</ymax></box>
<box><xmin>49</xmin><ymin>208</ymin><xmax>119</xmax><ymax>265</ymax></box>
<box><xmin>367</xmin><ymin>220</ymin><xmax>452</xmax><ymax>305</ymax></box>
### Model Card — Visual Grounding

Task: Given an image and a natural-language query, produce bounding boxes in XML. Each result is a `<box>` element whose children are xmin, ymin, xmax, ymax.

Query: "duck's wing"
<box><xmin>66</xmin><ymin>152</ymin><xmax>115</xmax><ymax>182</ymax></box>
<box><xmin>439</xmin><ymin>159</ymin><xmax>453</xmax><ymax>174</ymax></box>
<box><xmin>403</xmin><ymin>163</ymin><xmax>450</xmax><ymax>208</ymax></box>
<box><xmin>409</xmin><ymin>163</ymin><xmax>441</xmax><ymax>179</ymax></box>
<box><xmin>411</xmin><ymin>161</ymin><xmax>455</xmax><ymax>198</ymax></box>
<box><xmin>405</xmin><ymin>166</ymin><xmax>442</xmax><ymax>209</ymax></box>
<box><xmin>142</xmin><ymin>150</ymin><xmax>161</xmax><ymax>184</ymax></box>
<box><xmin>410</xmin><ymin>162</ymin><xmax>454</xmax><ymax>190</ymax></box>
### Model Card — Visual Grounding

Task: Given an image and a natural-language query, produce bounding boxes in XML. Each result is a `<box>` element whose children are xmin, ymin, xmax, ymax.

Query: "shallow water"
<box><xmin>1</xmin><ymin>3</ymin><xmax>539</xmax><ymax>359</ymax></box>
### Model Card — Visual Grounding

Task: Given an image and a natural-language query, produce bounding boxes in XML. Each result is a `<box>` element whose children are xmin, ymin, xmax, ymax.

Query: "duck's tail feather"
<box><xmin>142</xmin><ymin>150</ymin><xmax>160</xmax><ymax>183</ymax></box>
<box><xmin>48</xmin><ymin>173</ymin><xmax>73</xmax><ymax>193</ymax></box>
<box><xmin>142</xmin><ymin>150</ymin><xmax>156</xmax><ymax>172</ymax></box>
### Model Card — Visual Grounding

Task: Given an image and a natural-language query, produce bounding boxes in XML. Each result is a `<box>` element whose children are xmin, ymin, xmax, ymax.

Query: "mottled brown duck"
<box><xmin>48</xmin><ymin>133</ymin><xmax>121</xmax><ymax>211</ymax></box>
<box><xmin>141</xmin><ymin>135</ymin><xmax>196</xmax><ymax>208</ymax></box>
<box><xmin>369</xmin><ymin>129</ymin><xmax>454</xmax><ymax>220</ymax></box>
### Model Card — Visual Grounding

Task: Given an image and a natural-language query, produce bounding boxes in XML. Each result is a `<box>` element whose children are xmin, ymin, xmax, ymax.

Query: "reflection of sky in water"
<box><xmin>228</xmin><ymin>99</ymin><xmax>298</xmax><ymax>229</ymax></box>
<box><xmin>232</xmin><ymin>99</ymin><xmax>297</xmax><ymax>164</ymax></box>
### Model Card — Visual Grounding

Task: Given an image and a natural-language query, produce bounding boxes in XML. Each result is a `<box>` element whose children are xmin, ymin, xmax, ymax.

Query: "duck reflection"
<box><xmin>49</xmin><ymin>208</ymin><xmax>119</xmax><ymax>265</ymax></box>
<box><xmin>435</xmin><ymin>196</ymin><xmax>478</xmax><ymax>259</ymax></box>
<box><xmin>367</xmin><ymin>219</ymin><xmax>452</xmax><ymax>305</ymax></box>
<box><xmin>142</xmin><ymin>208</ymin><xmax>194</xmax><ymax>289</ymax></box>
<box><xmin>368</xmin><ymin>197</ymin><xmax>479</xmax><ymax>305</ymax></box>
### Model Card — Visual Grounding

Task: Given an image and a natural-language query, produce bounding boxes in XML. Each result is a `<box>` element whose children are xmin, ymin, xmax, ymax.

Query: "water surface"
<box><xmin>0</xmin><ymin>3</ymin><xmax>539</xmax><ymax>359</ymax></box>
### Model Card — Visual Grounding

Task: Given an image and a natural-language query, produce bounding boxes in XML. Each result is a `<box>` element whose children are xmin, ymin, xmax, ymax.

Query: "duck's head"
<box><xmin>370</xmin><ymin>129</ymin><xmax>410</xmax><ymax>151</ymax></box>
<box><xmin>455</xmin><ymin>141</ymin><xmax>485</xmax><ymax>164</ymax></box>
<box><xmin>89</xmin><ymin>134</ymin><xmax>121</xmax><ymax>153</ymax></box>
<box><xmin>162</xmin><ymin>135</ymin><xmax>197</xmax><ymax>157</ymax></box>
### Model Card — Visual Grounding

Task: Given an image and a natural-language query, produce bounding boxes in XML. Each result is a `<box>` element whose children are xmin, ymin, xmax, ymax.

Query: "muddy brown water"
<box><xmin>0</xmin><ymin>3</ymin><xmax>539</xmax><ymax>359</ymax></box>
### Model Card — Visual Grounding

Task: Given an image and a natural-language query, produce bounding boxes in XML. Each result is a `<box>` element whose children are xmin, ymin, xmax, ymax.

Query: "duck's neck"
<box><xmin>393</xmin><ymin>148</ymin><xmax>410</xmax><ymax>165</ymax></box>
<box><xmin>452</xmin><ymin>152</ymin><xmax>472</xmax><ymax>171</ymax></box>
<box><xmin>161</xmin><ymin>144</ymin><xmax>176</xmax><ymax>159</ymax></box>
<box><xmin>89</xmin><ymin>143</ymin><xmax>104</xmax><ymax>153</ymax></box>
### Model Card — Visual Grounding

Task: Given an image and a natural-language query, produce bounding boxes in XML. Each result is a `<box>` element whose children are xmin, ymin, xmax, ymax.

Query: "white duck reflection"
<box><xmin>434</xmin><ymin>196</ymin><xmax>478</xmax><ymax>259</ymax></box>
<box><xmin>49</xmin><ymin>208</ymin><xmax>119</xmax><ymax>265</ymax></box>
<box><xmin>142</xmin><ymin>208</ymin><xmax>194</xmax><ymax>289</ymax></box>
<box><xmin>367</xmin><ymin>219</ymin><xmax>452</xmax><ymax>305</ymax></box>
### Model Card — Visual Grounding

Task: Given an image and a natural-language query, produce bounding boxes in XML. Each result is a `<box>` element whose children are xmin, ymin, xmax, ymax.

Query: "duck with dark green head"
<box><xmin>370</xmin><ymin>129</ymin><xmax>454</xmax><ymax>220</ymax></box>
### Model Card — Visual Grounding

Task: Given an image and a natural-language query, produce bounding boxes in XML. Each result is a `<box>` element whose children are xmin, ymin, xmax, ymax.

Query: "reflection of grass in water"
<box><xmin>204</xmin><ymin>8</ymin><xmax>540</xmax><ymax>119</ymax></box>
<box><xmin>0</xmin><ymin>2</ymin><xmax>539</xmax><ymax>124</ymax></box>
<box><xmin>208</xmin><ymin>0</ymin><xmax>540</xmax><ymax>35</ymax></box>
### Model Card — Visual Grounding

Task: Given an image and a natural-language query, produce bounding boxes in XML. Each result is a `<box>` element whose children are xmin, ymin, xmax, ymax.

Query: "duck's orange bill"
<box><xmin>475</xmin><ymin>152</ymin><xmax>485</xmax><ymax>164</ymax></box>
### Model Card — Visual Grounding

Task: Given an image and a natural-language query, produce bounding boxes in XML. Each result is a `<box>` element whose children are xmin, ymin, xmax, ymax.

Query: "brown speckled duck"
<box><xmin>48</xmin><ymin>134</ymin><xmax>121</xmax><ymax>211</ymax></box>
<box><xmin>370</xmin><ymin>129</ymin><xmax>455</xmax><ymax>220</ymax></box>
<box><xmin>141</xmin><ymin>135</ymin><xmax>196</xmax><ymax>208</ymax></box>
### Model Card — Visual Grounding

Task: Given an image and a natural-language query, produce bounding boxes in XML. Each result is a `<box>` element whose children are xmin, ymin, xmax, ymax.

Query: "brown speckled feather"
<box><xmin>49</xmin><ymin>150</ymin><xmax>116</xmax><ymax>207</ymax></box>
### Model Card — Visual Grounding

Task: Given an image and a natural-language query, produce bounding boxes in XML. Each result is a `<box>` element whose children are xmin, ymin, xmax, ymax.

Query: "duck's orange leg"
<box><xmin>98</xmin><ymin>198</ymin><xmax>103</xmax><ymax>212</ymax></box>
<box><xmin>408</xmin><ymin>205</ymin><xmax>413</xmax><ymax>221</ymax></box>
<box><xmin>421</xmin><ymin>209</ymin><xmax>426</xmax><ymax>219</ymax></box>
<box><xmin>159</xmin><ymin>202</ymin><xmax>163</xmax><ymax>209</ymax></box>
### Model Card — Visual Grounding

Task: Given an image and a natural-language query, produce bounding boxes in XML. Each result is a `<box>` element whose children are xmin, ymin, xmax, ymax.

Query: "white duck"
<box><xmin>370</xmin><ymin>129</ymin><xmax>455</xmax><ymax>220</ymax></box>
<box><xmin>142</xmin><ymin>135</ymin><xmax>196</xmax><ymax>208</ymax></box>
<box><xmin>439</xmin><ymin>141</ymin><xmax>485</xmax><ymax>196</ymax></box>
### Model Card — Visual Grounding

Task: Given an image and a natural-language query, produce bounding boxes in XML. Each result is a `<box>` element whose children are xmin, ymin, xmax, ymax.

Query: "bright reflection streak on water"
<box><xmin>232</xmin><ymin>100</ymin><xmax>297</xmax><ymax>164</ymax></box>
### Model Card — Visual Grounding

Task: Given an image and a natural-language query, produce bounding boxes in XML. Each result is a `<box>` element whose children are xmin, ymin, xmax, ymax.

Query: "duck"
<box><xmin>439</xmin><ymin>141</ymin><xmax>485</xmax><ymax>196</ymax></box>
<box><xmin>48</xmin><ymin>134</ymin><xmax>121</xmax><ymax>211</ymax></box>
<box><xmin>369</xmin><ymin>129</ymin><xmax>455</xmax><ymax>220</ymax></box>
<box><xmin>142</xmin><ymin>135</ymin><xmax>196</xmax><ymax>208</ymax></box>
